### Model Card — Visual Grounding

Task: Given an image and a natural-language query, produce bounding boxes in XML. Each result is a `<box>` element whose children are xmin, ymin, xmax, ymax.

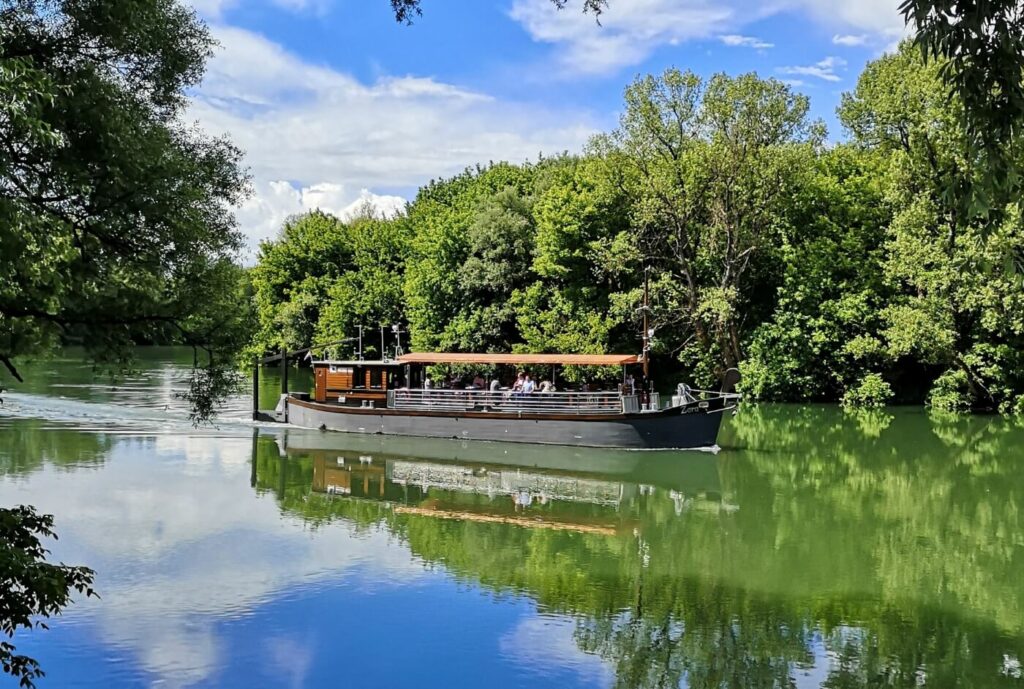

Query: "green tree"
<box><xmin>900</xmin><ymin>0</ymin><xmax>1024</xmax><ymax>214</ymax></box>
<box><xmin>840</xmin><ymin>43</ymin><xmax>1024</xmax><ymax>412</ymax></box>
<box><xmin>0</xmin><ymin>0</ymin><xmax>249</xmax><ymax>416</ymax></box>
<box><xmin>315</xmin><ymin>215</ymin><xmax>412</xmax><ymax>357</ymax></box>
<box><xmin>1</xmin><ymin>506</ymin><xmax>96</xmax><ymax>688</ymax></box>
<box><xmin>403</xmin><ymin>163</ymin><xmax>538</xmax><ymax>352</ymax></box>
<box><xmin>513</xmin><ymin>156</ymin><xmax>639</xmax><ymax>372</ymax></box>
<box><xmin>741</xmin><ymin>146</ymin><xmax>894</xmax><ymax>402</ymax></box>
<box><xmin>248</xmin><ymin>211</ymin><xmax>351</xmax><ymax>357</ymax></box>
<box><xmin>593</xmin><ymin>69</ymin><xmax>823</xmax><ymax>384</ymax></box>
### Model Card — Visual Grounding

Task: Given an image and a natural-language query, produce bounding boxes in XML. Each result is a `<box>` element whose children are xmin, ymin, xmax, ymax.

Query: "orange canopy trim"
<box><xmin>396</xmin><ymin>352</ymin><xmax>641</xmax><ymax>366</ymax></box>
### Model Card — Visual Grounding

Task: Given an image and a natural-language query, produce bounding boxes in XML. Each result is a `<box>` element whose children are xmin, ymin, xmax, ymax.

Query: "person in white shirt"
<box><xmin>522</xmin><ymin>374</ymin><xmax>536</xmax><ymax>394</ymax></box>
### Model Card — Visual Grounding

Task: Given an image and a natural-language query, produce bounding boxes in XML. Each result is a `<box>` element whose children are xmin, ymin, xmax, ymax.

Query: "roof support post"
<box><xmin>252</xmin><ymin>358</ymin><xmax>259</xmax><ymax>420</ymax></box>
<box><xmin>280</xmin><ymin>348</ymin><xmax>289</xmax><ymax>423</ymax></box>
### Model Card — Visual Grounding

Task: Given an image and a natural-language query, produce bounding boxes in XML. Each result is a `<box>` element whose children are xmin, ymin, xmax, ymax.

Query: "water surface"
<box><xmin>1</xmin><ymin>350</ymin><xmax>1022</xmax><ymax>688</ymax></box>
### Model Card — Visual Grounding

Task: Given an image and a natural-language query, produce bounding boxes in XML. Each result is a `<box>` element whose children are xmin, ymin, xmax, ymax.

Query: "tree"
<box><xmin>0</xmin><ymin>0</ymin><xmax>249</xmax><ymax>418</ymax></box>
<box><xmin>1</xmin><ymin>506</ymin><xmax>96</xmax><ymax>688</ymax></box>
<box><xmin>839</xmin><ymin>42</ymin><xmax>1024</xmax><ymax>412</ymax></box>
<box><xmin>248</xmin><ymin>211</ymin><xmax>352</xmax><ymax>358</ymax></box>
<box><xmin>741</xmin><ymin>146</ymin><xmax>894</xmax><ymax>403</ymax></box>
<box><xmin>592</xmin><ymin>69</ymin><xmax>823</xmax><ymax>384</ymax></box>
<box><xmin>315</xmin><ymin>215</ymin><xmax>412</xmax><ymax>357</ymax></box>
<box><xmin>900</xmin><ymin>0</ymin><xmax>1024</xmax><ymax>213</ymax></box>
<box><xmin>403</xmin><ymin>163</ymin><xmax>538</xmax><ymax>352</ymax></box>
<box><xmin>512</xmin><ymin>156</ymin><xmax>639</xmax><ymax>374</ymax></box>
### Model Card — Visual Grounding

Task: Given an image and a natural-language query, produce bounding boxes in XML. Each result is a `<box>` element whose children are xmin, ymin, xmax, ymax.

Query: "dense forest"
<box><xmin>246</xmin><ymin>43</ymin><xmax>1024</xmax><ymax>413</ymax></box>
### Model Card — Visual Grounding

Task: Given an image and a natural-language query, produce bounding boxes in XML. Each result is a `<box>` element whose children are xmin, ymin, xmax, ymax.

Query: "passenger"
<box><xmin>424</xmin><ymin>375</ymin><xmax>433</xmax><ymax>390</ymax></box>
<box><xmin>512</xmin><ymin>372</ymin><xmax>525</xmax><ymax>392</ymax></box>
<box><xmin>472</xmin><ymin>374</ymin><xmax>486</xmax><ymax>390</ymax></box>
<box><xmin>522</xmin><ymin>374</ymin><xmax>536</xmax><ymax>394</ymax></box>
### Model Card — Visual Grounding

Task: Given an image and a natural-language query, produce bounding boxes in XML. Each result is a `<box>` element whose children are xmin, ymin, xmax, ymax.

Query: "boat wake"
<box><xmin>0</xmin><ymin>391</ymin><xmax>261</xmax><ymax>436</ymax></box>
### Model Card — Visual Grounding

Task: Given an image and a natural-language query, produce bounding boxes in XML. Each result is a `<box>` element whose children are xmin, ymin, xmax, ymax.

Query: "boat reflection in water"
<box><xmin>269</xmin><ymin>427</ymin><xmax>733</xmax><ymax>538</ymax></box>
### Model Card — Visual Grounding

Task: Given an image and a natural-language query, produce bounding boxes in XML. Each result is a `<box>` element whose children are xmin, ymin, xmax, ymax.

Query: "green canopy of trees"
<box><xmin>250</xmin><ymin>46</ymin><xmax>1024</xmax><ymax>412</ymax></box>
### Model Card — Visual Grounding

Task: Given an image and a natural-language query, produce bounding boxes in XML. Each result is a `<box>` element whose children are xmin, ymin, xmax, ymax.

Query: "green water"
<box><xmin>1</xmin><ymin>350</ymin><xmax>1022</xmax><ymax>688</ymax></box>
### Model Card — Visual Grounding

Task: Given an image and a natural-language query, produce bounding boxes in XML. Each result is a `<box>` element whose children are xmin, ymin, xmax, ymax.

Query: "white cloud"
<box><xmin>499</xmin><ymin>616</ymin><xmax>614</xmax><ymax>686</ymax></box>
<box><xmin>509</xmin><ymin>0</ymin><xmax>745</xmax><ymax>75</ymax></box>
<box><xmin>797</xmin><ymin>0</ymin><xmax>905</xmax><ymax>38</ymax></box>
<box><xmin>778</xmin><ymin>56</ymin><xmax>847</xmax><ymax>82</ymax></box>
<box><xmin>832</xmin><ymin>33</ymin><xmax>868</xmax><ymax>46</ymax></box>
<box><xmin>719</xmin><ymin>34</ymin><xmax>773</xmax><ymax>49</ymax></box>
<box><xmin>233</xmin><ymin>181</ymin><xmax>407</xmax><ymax>249</ymax></box>
<box><xmin>509</xmin><ymin>0</ymin><xmax>906</xmax><ymax>76</ymax></box>
<box><xmin>188</xmin><ymin>26</ymin><xmax>596</xmax><ymax>257</ymax></box>
<box><xmin>185</xmin><ymin>0</ymin><xmax>236</xmax><ymax>18</ymax></box>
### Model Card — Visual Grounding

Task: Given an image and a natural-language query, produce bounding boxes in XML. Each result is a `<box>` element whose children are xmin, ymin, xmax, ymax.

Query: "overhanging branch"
<box><xmin>0</xmin><ymin>356</ymin><xmax>24</xmax><ymax>383</ymax></box>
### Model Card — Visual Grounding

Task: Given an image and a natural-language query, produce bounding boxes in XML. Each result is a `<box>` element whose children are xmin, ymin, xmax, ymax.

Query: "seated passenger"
<box><xmin>522</xmin><ymin>374</ymin><xmax>536</xmax><ymax>394</ymax></box>
<box><xmin>472</xmin><ymin>374</ymin><xmax>486</xmax><ymax>390</ymax></box>
<box><xmin>512</xmin><ymin>372</ymin><xmax>525</xmax><ymax>392</ymax></box>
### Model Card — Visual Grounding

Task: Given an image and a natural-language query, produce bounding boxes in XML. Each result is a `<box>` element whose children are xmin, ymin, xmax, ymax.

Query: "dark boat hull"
<box><xmin>285</xmin><ymin>396</ymin><xmax>729</xmax><ymax>449</ymax></box>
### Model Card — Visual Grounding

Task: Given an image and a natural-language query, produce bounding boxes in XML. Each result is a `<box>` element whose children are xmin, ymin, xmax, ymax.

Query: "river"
<box><xmin>1</xmin><ymin>348</ymin><xmax>1022</xmax><ymax>688</ymax></box>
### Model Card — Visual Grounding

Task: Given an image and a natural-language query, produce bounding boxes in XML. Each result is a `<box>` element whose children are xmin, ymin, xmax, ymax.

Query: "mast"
<box><xmin>642</xmin><ymin>265</ymin><xmax>650</xmax><ymax>380</ymax></box>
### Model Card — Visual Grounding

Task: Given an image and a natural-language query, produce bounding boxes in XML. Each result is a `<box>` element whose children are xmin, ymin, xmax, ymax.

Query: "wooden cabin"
<box><xmin>312</xmin><ymin>360</ymin><xmax>403</xmax><ymax>405</ymax></box>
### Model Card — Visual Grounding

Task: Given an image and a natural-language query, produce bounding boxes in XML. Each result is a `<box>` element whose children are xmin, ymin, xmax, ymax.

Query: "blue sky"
<box><xmin>184</xmin><ymin>0</ymin><xmax>907</xmax><ymax>255</ymax></box>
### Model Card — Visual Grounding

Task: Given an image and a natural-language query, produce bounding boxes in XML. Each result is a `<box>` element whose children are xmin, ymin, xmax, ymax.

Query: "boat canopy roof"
<box><xmin>313</xmin><ymin>359</ymin><xmax>403</xmax><ymax>367</ymax></box>
<box><xmin>396</xmin><ymin>352</ymin><xmax>641</xmax><ymax>366</ymax></box>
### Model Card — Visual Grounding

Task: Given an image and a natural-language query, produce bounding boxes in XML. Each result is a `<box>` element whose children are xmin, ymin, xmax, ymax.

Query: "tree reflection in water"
<box><xmin>252</xmin><ymin>406</ymin><xmax>1024</xmax><ymax>688</ymax></box>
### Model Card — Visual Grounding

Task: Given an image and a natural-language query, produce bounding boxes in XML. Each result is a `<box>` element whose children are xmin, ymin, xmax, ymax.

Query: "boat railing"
<box><xmin>387</xmin><ymin>388</ymin><xmax>627</xmax><ymax>415</ymax></box>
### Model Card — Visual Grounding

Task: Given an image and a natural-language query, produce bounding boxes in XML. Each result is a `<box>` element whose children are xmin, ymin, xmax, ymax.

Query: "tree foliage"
<box><xmin>0</xmin><ymin>0</ymin><xmax>250</xmax><ymax>419</ymax></box>
<box><xmin>840</xmin><ymin>42</ymin><xmax>1024</xmax><ymax>412</ymax></box>
<box><xmin>900</xmin><ymin>0</ymin><xmax>1024</xmax><ymax>213</ymax></box>
<box><xmin>593</xmin><ymin>69</ymin><xmax>824</xmax><ymax>384</ymax></box>
<box><xmin>1</xmin><ymin>506</ymin><xmax>96</xmax><ymax>688</ymax></box>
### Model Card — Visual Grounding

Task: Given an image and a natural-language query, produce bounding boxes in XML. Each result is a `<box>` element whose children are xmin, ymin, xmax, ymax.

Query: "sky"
<box><xmin>183</xmin><ymin>0</ymin><xmax>909</xmax><ymax>258</ymax></box>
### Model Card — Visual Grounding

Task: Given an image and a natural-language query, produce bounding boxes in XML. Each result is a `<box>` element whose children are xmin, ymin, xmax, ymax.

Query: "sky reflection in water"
<box><xmin>0</xmin><ymin>351</ymin><xmax>1022</xmax><ymax>688</ymax></box>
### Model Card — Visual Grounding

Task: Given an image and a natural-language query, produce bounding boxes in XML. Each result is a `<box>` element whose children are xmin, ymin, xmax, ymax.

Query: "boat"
<box><xmin>273</xmin><ymin>350</ymin><xmax>738</xmax><ymax>450</ymax></box>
